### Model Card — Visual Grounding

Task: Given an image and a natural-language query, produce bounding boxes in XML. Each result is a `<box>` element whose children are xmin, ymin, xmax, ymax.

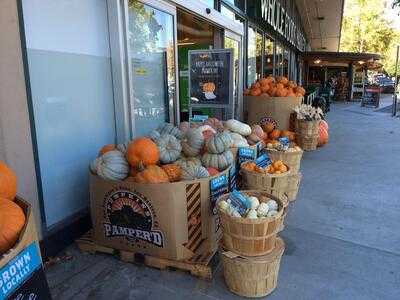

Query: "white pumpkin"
<box><xmin>181</xmin><ymin>128</ymin><xmax>204</xmax><ymax>157</ymax></box>
<box><xmin>175</xmin><ymin>156</ymin><xmax>202</xmax><ymax>169</ymax></box>
<box><xmin>158</xmin><ymin>123</ymin><xmax>183</xmax><ymax>139</ymax></box>
<box><xmin>206</xmin><ymin>131</ymin><xmax>233</xmax><ymax>154</ymax></box>
<box><xmin>95</xmin><ymin>150</ymin><xmax>129</xmax><ymax>181</ymax></box>
<box><xmin>229</xmin><ymin>132</ymin><xmax>249</xmax><ymax>147</ymax></box>
<box><xmin>201</xmin><ymin>150</ymin><xmax>234</xmax><ymax>171</ymax></box>
<box><xmin>181</xmin><ymin>165</ymin><xmax>209</xmax><ymax>180</ymax></box>
<box><xmin>156</xmin><ymin>134</ymin><xmax>182</xmax><ymax>164</ymax></box>
<box><xmin>225</xmin><ymin>119</ymin><xmax>251</xmax><ymax>136</ymax></box>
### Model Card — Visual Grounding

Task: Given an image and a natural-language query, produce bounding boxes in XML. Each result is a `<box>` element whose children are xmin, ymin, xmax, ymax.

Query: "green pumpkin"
<box><xmin>158</xmin><ymin>123</ymin><xmax>183</xmax><ymax>139</ymax></box>
<box><xmin>181</xmin><ymin>165</ymin><xmax>209</xmax><ymax>180</ymax></box>
<box><xmin>201</xmin><ymin>150</ymin><xmax>234</xmax><ymax>171</ymax></box>
<box><xmin>156</xmin><ymin>134</ymin><xmax>182</xmax><ymax>164</ymax></box>
<box><xmin>181</xmin><ymin>128</ymin><xmax>204</xmax><ymax>157</ymax></box>
<box><xmin>175</xmin><ymin>156</ymin><xmax>202</xmax><ymax>169</ymax></box>
<box><xmin>206</xmin><ymin>131</ymin><xmax>233</xmax><ymax>154</ymax></box>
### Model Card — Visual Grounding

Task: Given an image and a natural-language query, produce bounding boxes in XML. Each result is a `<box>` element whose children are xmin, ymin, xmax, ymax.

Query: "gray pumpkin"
<box><xmin>148</xmin><ymin>129</ymin><xmax>161</xmax><ymax>142</ymax></box>
<box><xmin>181</xmin><ymin>128</ymin><xmax>204</xmax><ymax>157</ymax></box>
<box><xmin>201</xmin><ymin>150</ymin><xmax>234</xmax><ymax>171</ymax></box>
<box><xmin>206</xmin><ymin>131</ymin><xmax>233</xmax><ymax>154</ymax></box>
<box><xmin>116</xmin><ymin>142</ymin><xmax>128</xmax><ymax>154</ymax></box>
<box><xmin>175</xmin><ymin>156</ymin><xmax>202</xmax><ymax>169</ymax></box>
<box><xmin>181</xmin><ymin>164</ymin><xmax>210</xmax><ymax>180</ymax></box>
<box><xmin>158</xmin><ymin>123</ymin><xmax>183</xmax><ymax>139</ymax></box>
<box><xmin>95</xmin><ymin>150</ymin><xmax>129</xmax><ymax>181</ymax></box>
<box><xmin>156</xmin><ymin>134</ymin><xmax>182</xmax><ymax>164</ymax></box>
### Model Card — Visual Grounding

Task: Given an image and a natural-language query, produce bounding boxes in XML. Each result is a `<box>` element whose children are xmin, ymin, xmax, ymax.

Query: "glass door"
<box><xmin>127</xmin><ymin>0</ymin><xmax>177</xmax><ymax>137</ymax></box>
<box><xmin>225</xmin><ymin>31</ymin><xmax>243</xmax><ymax>120</ymax></box>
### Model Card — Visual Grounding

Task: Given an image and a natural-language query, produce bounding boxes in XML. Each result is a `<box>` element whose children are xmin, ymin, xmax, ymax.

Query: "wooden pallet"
<box><xmin>76</xmin><ymin>231</ymin><xmax>218</xmax><ymax>280</ymax></box>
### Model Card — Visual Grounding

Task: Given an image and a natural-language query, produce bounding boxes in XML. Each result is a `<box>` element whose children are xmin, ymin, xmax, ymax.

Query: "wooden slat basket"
<box><xmin>221</xmin><ymin>237</ymin><xmax>285</xmax><ymax>298</ymax></box>
<box><xmin>240</xmin><ymin>168</ymin><xmax>291</xmax><ymax>199</ymax></box>
<box><xmin>297</xmin><ymin>134</ymin><xmax>318</xmax><ymax>151</ymax></box>
<box><xmin>217</xmin><ymin>191</ymin><xmax>288</xmax><ymax>257</ymax></box>
<box><xmin>296</xmin><ymin>119</ymin><xmax>319</xmax><ymax>136</ymax></box>
<box><xmin>265</xmin><ymin>148</ymin><xmax>303</xmax><ymax>173</ymax></box>
<box><xmin>287</xmin><ymin>172</ymin><xmax>302</xmax><ymax>201</ymax></box>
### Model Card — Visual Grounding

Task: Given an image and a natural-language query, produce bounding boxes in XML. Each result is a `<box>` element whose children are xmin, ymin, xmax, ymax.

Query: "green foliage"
<box><xmin>340</xmin><ymin>0</ymin><xmax>400</xmax><ymax>75</ymax></box>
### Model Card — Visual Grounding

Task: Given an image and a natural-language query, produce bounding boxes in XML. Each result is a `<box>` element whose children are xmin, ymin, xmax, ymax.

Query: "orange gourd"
<box><xmin>241</xmin><ymin>161</ymin><xmax>256</xmax><ymax>172</ymax></box>
<box><xmin>161</xmin><ymin>164</ymin><xmax>182</xmax><ymax>182</ymax></box>
<box><xmin>280</xmin><ymin>130</ymin><xmax>295</xmax><ymax>139</ymax></box>
<box><xmin>295</xmin><ymin>86</ymin><xmax>306</xmax><ymax>96</ymax></box>
<box><xmin>269</xmin><ymin>129</ymin><xmax>281</xmax><ymax>139</ymax></box>
<box><xmin>269</xmin><ymin>86</ymin><xmax>277</xmax><ymax>97</ymax></box>
<box><xmin>261</xmin><ymin>122</ymin><xmax>275</xmax><ymax>133</ymax></box>
<box><xmin>275</xmin><ymin>88</ymin><xmax>288</xmax><ymax>97</ymax></box>
<box><xmin>320</xmin><ymin>120</ymin><xmax>329</xmax><ymax>131</ymax></box>
<box><xmin>134</xmin><ymin>165</ymin><xmax>169</xmax><ymax>183</ymax></box>
<box><xmin>287</xmin><ymin>81</ymin><xmax>297</xmax><ymax>89</ymax></box>
<box><xmin>126</xmin><ymin>137</ymin><xmax>159</xmax><ymax>169</ymax></box>
<box><xmin>0</xmin><ymin>161</ymin><xmax>17</xmax><ymax>200</ymax></box>
<box><xmin>98</xmin><ymin>144</ymin><xmax>115</xmax><ymax>156</ymax></box>
<box><xmin>252</xmin><ymin>82</ymin><xmax>261</xmax><ymax>89</ymax></box>
<box><xmin>260</xmin><ymin>84</ymin><xmax>270</xmax><ymax>93</ymax></box>
<box><xmin>276</xmin><ymin>76</ymin><xmax>289</xmax><ymax>85</ymax></box>
<box><xmin>0</xmin><ymin>198</ymin><xmax>26</xmax><ymax>253</ymax></box>
<box><xmin>276</xmin><ymin>83</ymin><xmax>285</xmax><ymax>90</ymax></box>
<box><xmin>250</xmin><ymin>88</ymin><xmax>262</xmax><ymax>96</ymax></box>
<box><xmin>318</xmin><ymin>125</ymin><xmax>329</xmax><ymax>146</ymax></box>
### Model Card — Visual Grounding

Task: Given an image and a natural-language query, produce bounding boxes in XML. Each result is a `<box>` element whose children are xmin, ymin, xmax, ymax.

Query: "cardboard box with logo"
<box><xmin>0</xmin><ymin>198</ymin><xmax>52</xmax><ymax>300</ymax></box>
<box><xmin>245</xmin><ymin>96</ymin><xmax>302</xmax><ymax>130</ymax></box>
<box><xmin>90</xmin><ymin>167</ymin><xmax>231</xmax><ymax>261</ymax></box>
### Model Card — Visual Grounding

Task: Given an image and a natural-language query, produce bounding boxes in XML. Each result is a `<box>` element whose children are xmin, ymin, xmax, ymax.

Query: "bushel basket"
<box><xmin>295</xmin><ymin>119</ymin><xmax>319</xmax><ymax>136</ymax></box>
<box><xmin>217</xmin><ymin>190</ymin><xmax>288</xmax><ymax>256</ymax></box>
<box><xmin>297</xmin><ymin>134</ymin><xmax>318</xmax><ymax>151</ymax></box>
<box><xmin>265</xmin><ymin>149</ymin><xmax>303</xmax><ymax>173</ymax></box>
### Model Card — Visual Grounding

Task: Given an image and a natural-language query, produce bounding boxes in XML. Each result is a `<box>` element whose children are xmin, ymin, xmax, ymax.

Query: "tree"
<box><xmin>340</xmin><ymin>0</ymin><xmax>399</xmax><ymax>75</ymax></box>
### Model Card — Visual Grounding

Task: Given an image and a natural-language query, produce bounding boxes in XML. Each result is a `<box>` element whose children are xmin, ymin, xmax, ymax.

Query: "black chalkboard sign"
<box><xmin>188</xmin><ymin>49</ymin><xmax>233</xmax><ymax>108</ymax></box>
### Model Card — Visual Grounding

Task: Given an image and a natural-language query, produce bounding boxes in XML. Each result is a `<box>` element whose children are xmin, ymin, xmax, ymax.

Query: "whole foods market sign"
<box><xmin>261</xmin><ymin>0</ymin><xmax>306</xmax><ymax>51</ymax></box>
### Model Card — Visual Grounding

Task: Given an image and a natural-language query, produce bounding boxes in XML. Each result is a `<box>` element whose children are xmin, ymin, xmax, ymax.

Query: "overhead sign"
<box><xmin>188</xmin><ymin>49</ymin><xmax>233</xmax><ymax>107</ymax></box>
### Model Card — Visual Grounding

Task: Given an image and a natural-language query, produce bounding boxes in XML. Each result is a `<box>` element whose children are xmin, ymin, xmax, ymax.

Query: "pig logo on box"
<box><xmin>103</xmin><ymin>189</ymin><xmax>164</xmax><ymax>247</ymax></box>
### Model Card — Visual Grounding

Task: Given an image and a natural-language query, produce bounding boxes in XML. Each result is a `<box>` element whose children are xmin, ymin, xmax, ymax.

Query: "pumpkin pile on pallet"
<box><xmin>244</xmin><ymin>76</ymin><xmax>306</xmax><ymax>98</ymax></box>
<box><xmin>217</xmin><ymin>190</ymin><xmax>287</xmax><ymax>298</ymax></box>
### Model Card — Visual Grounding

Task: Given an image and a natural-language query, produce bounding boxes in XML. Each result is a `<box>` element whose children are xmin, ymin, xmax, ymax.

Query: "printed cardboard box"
<box><xmin>90</xmin><ymin>168</ymin><xmax>231</xmax><ymax>261</ymax></box>
<box><xmin>0</xmin><ymin>198</ymin><xmax>51</xmax><ymax>300</ymax></box>
<box><xmin>245</xmin><ymin>96</ymin><xmax>302</xmax><ymax>130</ymax></box>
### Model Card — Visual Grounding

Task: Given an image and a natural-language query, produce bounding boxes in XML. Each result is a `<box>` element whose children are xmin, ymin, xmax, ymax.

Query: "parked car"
<box><xmin>373</xmin><ymin>75</ymin><xmax>395</xmax><ymax>93</ymax></box>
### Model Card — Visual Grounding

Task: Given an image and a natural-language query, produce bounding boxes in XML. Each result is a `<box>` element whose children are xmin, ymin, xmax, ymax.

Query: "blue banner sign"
<box><xmin>210</xmin><ymin>173</ymin><xmax>229</xmax><ymax>214</ymax></box>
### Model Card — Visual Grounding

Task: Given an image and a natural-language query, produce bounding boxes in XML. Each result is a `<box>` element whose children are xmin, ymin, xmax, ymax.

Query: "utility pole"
<box><xmin>393</xmin><ymin>45</ymin><xmax>399</xmax><ymax>117</ymax></box>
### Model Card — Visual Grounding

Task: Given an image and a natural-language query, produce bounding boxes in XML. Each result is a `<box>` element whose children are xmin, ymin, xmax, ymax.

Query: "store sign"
<box><xmin>188</xmin><ymin>49</ymin><xmax>233</xmax><ymax>107</ymax></box>
<box><xmin>261</xmin><ymin>0</ymin><xmax>306</xmax><ymax>51</ymax></box>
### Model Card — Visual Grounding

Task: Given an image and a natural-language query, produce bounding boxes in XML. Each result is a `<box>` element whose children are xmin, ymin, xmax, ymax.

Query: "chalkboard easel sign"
<box><xmin>361</xmin><ymin>85</ymin><xmax>380</xmax><ymax>108</ymax></box>
<box><xmin>188</xmin><ymin>49</ymin><xmax>234</xmax><ymax>120</ymax></box>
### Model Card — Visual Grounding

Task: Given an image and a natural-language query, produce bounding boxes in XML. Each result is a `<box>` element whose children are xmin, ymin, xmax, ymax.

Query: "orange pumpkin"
<box><xmin>318</xmin><ymin>125</ymin><xmax>329</xmax><ymax>146</ymax></box>
<box><xmin>0</xmin><ymin>161</ymin><xmax>17</xmax><ymax>200</ymax></box>
<box><xmin>261</xmin><ymin>122</ymin><xmax>275</xmax><ymax>134</ymax></box>
<box><xmin>269</xmin><ymin>129</ymin><xmax>281</xmax><ymax>140</ymax></box>
<box><xmin>320</xmin><ymin>120</ymin><xmax>329</xmax><ymax>131</ymax></box>
<box><xmin>126</xmin><ymin>137</ymin><xmax>159</xmax><ymax>169</ymax></box>
<box><xmin>0</xmin><ymin>198</ymin><xmax>26</xmax><ymax>253</ymax></box>
<box><xmin>280</xmin><ymin>130</ymin><xmax>294</xmax><ymax>139</ymax></box>
<box><xmin>276</xmin><ymin>76</ymin><xmax>289</xmax><ymax>85</ymax></box>
<box><xmin>241</xmin><ymin>161</ymin><xmax>256</xmax><ymax>172</ymax></box>
<box><xmin>287</xmin><ymin>81</ymin><xmax>297</xmax><ymax>89</ymax></box>
<box><xmin>98</xmin><ymin>144</ymin><xmax>115</xmax><ymax>156</ymax></box>
<box><xmin>206</xmin><ymin>167</ymin><xmax>219</xmax><ymax>176</ymax></box>
<box><xmin>260</xmin><ymin>84</ymin><xmax>270</xmax><ymax>93</ymax></box>
<box><xmin>252</xmin><ymin>82</ymin><xmax>261</xmax><ymax>89</ymax></box>
<box><xmin>134</xmin><ymin>165</ymin><xmax>169</xmax><ymax>183</ymax></box>
<box><xmin>259</xmin><ymin>78</ymin><xmax>269</xmax><ymax>86</ymax></box>
<box><xmin>275</xmin><ymin>88</ymin><xmax>288</xmax><ymax>97</ymax></box>
<box><xmin>294</xmin><ymin>86</ymin><xmax>306</xmax><ymax>96</ymax></box>
<box><xmin>276</xmin><ymin>83</ymin><xmax>285</xmax><ymax>90</ymax></box>
<box><xmin>250</xmin><ymin>88</ymin><xmax>262</xmax><ymax>96</ymax></box>
<box><xmin>269</xmin><ymin>86</ymin><xmax>277</xmax><ymax>97</ymax></box>
<box><xmin>161</xmin><ymin>164</ymin><xmax>182</xmax><ymax>182</ymax></box>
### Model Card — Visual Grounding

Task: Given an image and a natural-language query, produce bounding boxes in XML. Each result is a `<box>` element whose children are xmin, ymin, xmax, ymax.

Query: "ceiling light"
<box><xmin>314</xmin><ymin>59</ymin><xmax>322</xmax><ymax>64</ymax></box>
<box><xmin>358</xmin><ymin>60</ymin><xmax>365</xmax><ymax>64</ymax></box>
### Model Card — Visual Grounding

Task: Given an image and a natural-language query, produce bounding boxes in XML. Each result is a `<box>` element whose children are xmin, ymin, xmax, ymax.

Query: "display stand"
<box><xmin>361</xmin><ymin>85</ymin><xmax>380</xmax><ymax>108</ymax></box>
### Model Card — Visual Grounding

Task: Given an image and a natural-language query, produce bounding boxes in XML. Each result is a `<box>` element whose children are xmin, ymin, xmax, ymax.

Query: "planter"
<box><xmin>265</xmin><ymin>148</ymin><xmax>303</xmax><ymax>173</ymax></box>
<box><xmin>217</xmin><ymin>190</ymin><xmax>287</xmax><ymax>256</ymax></box>
<box><xmin>221</xmin><ymin>237</ymin><xmax>285</xmax><ymax>298</ymax></box>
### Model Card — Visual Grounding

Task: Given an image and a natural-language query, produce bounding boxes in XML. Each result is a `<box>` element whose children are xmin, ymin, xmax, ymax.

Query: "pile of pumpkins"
<box><xmin>241</xmin><ymin>160</ymin><xmax>289</xmax><ymax>175</ymax></box>
<box><xmin>318</xmin><ymin>120</ymin><xmax>329</xmax><ymax>147</ymax></box>
<box><xmin>244</xmin><ymin>76</ymin><xmax>306</xmax><ymax>97</ymax></box>
<box><xmin>0</xmin><ymin>161</ymin><xmax>26</xmax><ymax>255</ymax></box>
<box><xmin>91</xmin><ymin>118</ymin><xmax>257</xmax><ymax>184</ymax></box>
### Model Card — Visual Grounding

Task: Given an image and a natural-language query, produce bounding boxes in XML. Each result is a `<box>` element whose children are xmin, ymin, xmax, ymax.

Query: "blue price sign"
<box><xmin>238</xmin><ymin>147</ymin><xmax>256</xmax><ymax>164</ymax></box>
<box><xmin>229</xmin><ymin>165</ymin><xmax>237</xmax><ymax>191</ymax></box>
<box><xmin>210</xmin><ymin>173</ymin><xmax>229</xmax><ymax>214</ymax></box>
<box><xmin>256</xmin><ymin>153</ymin><xmax>272</xmax><ymax>168</ymax></box>
<box><xmin>230</xmin><ymin>190</ymin><xmax>251</xmax><ymax>216</ymax></box>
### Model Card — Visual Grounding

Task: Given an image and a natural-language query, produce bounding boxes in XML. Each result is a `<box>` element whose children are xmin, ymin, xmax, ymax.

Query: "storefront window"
<box><xmin>275</xmin><ymin>44</ymin><xmax>283</xmax><ymax>76</ymax></box>
<box><xmin>282</xmin><ymin>48</ymin><xmax>289</xmax><ymax>78</ymax></box>
<box><xmin>128</xmin><ymin>1</ymin><xmax>176</xmax><ymax>136</ymax></box>
<box><xmin>247</xmin><ymin>26</ymin><xmax>263</xmax><ymax>86</ymax></box>
<box><xmin>264</xmin><ymin>36</ymin><xmax>274</xmax><ymax>77</ymax></box>
<box><xmin>222</xmin><ymin>0</ymin><xmax>245</xmax><ymax>11</ymax></box>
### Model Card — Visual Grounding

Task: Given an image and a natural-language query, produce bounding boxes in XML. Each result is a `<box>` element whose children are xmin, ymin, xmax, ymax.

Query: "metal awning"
<box><xmin>295</xmin><ymin>0</ymin><xmax>345</xmax><ymax>51</ymax></box>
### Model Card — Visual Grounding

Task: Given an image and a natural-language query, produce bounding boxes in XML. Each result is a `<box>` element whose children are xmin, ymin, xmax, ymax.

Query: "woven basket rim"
<box><xmin>217</xmin><ymin>190</ymin><xmax>287</xmax><ymax>224</ymax></box>
<box><xmin>265</xmin><ymin>148</ymin><xmax>304</xmax><ymax>155</ymax></box>
<box><xmin>240</xmin><ymin>166</ymin><xmax>292</xmax><ymax>178</ymax></box>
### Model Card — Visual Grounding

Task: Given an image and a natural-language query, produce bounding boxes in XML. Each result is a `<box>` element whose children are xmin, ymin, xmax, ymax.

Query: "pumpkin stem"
<box><xmin>137</xmin><ymin>162</ymin><xmax>145</xmax><ymax>172</ymax></box>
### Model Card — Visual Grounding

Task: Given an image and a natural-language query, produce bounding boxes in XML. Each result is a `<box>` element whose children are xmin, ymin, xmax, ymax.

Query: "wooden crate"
<box><xmin>221</xmin><ymin>237</ymin><xmax>285</xmax><ymax>298</ymax></box>
<box><xmin>76</xmin><ymin>231</ymin><xmax>217</xmax><ymax>280</ymax></box>
<box><xmin>217</xmin><ymin>191</ymin><xmax>287</xmax><ymax>257</ymax></box>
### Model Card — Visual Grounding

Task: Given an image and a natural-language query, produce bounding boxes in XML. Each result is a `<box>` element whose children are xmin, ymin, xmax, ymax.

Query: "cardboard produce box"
<box><xmin>90</xmin><ymin>167</ymin><xmax>232</xmax><ymax>261</ymax></box>
<box><xmin>0</xmin><ymin>198</ymin><xmax>51</xmax><ymax>300</ymax></box>
<box><xmin>245</xmin><ymin>95</ymin><xmax>302</xmax><ymax>130</ymax></box>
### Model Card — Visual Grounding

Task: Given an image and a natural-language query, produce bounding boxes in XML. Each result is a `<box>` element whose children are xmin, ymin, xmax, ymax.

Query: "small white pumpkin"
<box><xmin>201</xmin><ymin>150</ymin><xmax>234</xmax><ymax>171</ymax></box>
<box><xmin>225</xmin><ymin>119</ymin><xmax>251</xmax><ymax>136</ymax></box>
<box><xmin>156</xmin><ymin>134</ymin><xmax>182</xmax><ymax>164</ymax></box>
<box><xmin>95</xmin><ymin>150</ymin><xmax>129</xmax><ymax>181</ymax></box>
<box><xmin>206</xmin><ymin>131</ymin><xmax>233</xmax><ymax>154</ymax></box>
<box><xmin>229</xmin><ymin>132</ymin><xmax>250</xmax><ymax>147</ymax></box>
<box><xmin>257</xmin><ymin>202</ymin><xmax>269</xmax><ymax>217</ymax></box>
<box><xmin>181</xmin><ymin>128</ymin><xmax>204</xmax><ymax>157</ymax></box>
<box><xmin>247</xmin><ymin>209</ymin><xmax>258</xmax><ymax>219</ymax></box>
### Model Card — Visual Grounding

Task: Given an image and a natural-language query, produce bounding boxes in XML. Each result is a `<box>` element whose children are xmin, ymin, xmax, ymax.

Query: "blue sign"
<box><xmin>229</xmin><ymin>165</ymin><xmax>237</xmax><ymax>191</ymax></box>
<box><xmin>256</xmin><ymin>153</ymin><xmax>272</xmax><ymax>168</ymax></box>
<box><xmin>210</xmin><ymin>173</ymin><xmax>229</xmax><ymax>214</ymax></box>
<box><xmin>230</xmin><ymin>190</ymin><xmax>251</xmax><ymax>216</ymax></box>
<box><xmin>238</xmin><ymin>147</ymin><xmax>257</xmax><ymax>165</ymax></box>
<box><xmin>278</xmin><ymin>137</ymin><xmax>289</xmax><ymax>150</ymax></box>
<box><xmin>0</xmin><ymin>242</ymin><xmax>42</xmax><ymax>299</ymax></box>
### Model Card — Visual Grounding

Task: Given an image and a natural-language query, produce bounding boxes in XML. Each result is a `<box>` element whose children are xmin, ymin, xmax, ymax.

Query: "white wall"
<box><xmin>0</xmin><ymin>0</ymin><xmax>42</xmax><ymax>237</ymax></box>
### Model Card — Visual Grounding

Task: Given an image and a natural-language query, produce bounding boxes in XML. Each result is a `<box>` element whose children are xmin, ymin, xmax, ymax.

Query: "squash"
<box><xmin>229</xmin><ymin>132</ymin><xmax>249</xmax><ymax>147</ymax></box>
<box><xmin>158</xmin><ymin>123</ymin><xmax>182</xmax><ymax>139</ymax></box>
<box><xmin>181</xmin><ymin>165</ymin><xmax>209</xmax><ymax>180</ymax></box>
<box><xmin>161</xmin><ymin>164</ymin><xmax>182</xmax><ymax>182</ymax></box>
<box><xmin>0</xmin><ymin>161</ymin><xmax>17</xmax><ymax>200</ymax></box>
<box><xmin>134</xmin><ymin>165</ymin><xmax>169</xmax><ymax>183</ymax></box>
<box><xmin>251</xmin><ymin>124</ymin><xmax>267</xmax><ymax>140</ymax></box>
<box><xmin>294</xmin><ymin>86</ymin><xmax>306</xmax><ymax>96</ymax></box>
<box><xmin>0</xmin><ymin>198</ymin><xmax>26</xmax><ymax>254</ymax></box>
<box><xmin>275</xmin><ymin>87</ymin><xmax>288</xmax><ymax>97</ymax></box>
<box><xmin>148</xmin><ymin>130</ymin><xmax>161</xmax><ymax>142</ymax></box>
<box><xmin>116</xmin><ymin>142</ymin><xmax>128</xmax><ymax>154</ymax></box>
<box><xmin>90</xmin><ymin>157</ymin><xmax>100</xmax><ymax>174</ymax></box>
<box><xmin>247</xmin><ymin>133</ymin><xmax>261</xmax><ymax>145</ymax></box>
<box><xmin>276</xmin><ymin>76</ymin><xmax>289</xmax><ymax>85</ymax></box>
<box><xmin>198</xmin><ymin>125</ymin><xmax>216</xmax><ymax>141</ymax></box>
<box><xmin>98</xmin><ymin>144</ymin><xmax>115</xmax><ymax>156</ymax></box>
<box><xmin>250</xmin><ymin>87</ymin><xmax>261</xmax><ymax>96</ymax></box>
<box><xmin>320</xmin><ymin>120</ymin><xmax>329</xmax><ymax>131</ymax></box>
<box><xmin>261</xmin><ymin>122</ymin><xmax>275</xmax><ymax>134</ymax></box>
<box><xmin>318</xmin><ymin>125</ymin><xmax>329</xmax><ymax>146</ymax></box>
<box><xmin>156</xmin><ymin>134</ymin><xmax>182</xmax><ymax>164</ymax></box>
<box><xmin>126</xmin><ymin>137</ymin><xmax>159</xmax><ymax>168</ymax></box>
<box><xmin>201</xmin><ymin>150</ymin><xmax>234</xmax><ymax>171</ymax></box>
<box><xmin>206</xmin><ymin>167</ymin><xmax>219</xmax><ymax>176</ymax></box>
<box><xmin>204</xmin><ymin>118</ymin><xmax>224</xmax><ymax>132</ymax></box>
<box><xmin>94</xmin><ymin>150</ymin><xmax>129</xmax><ymax>181</ymax></box>
<box><xmin>175</xmin><ymin>156</ymin><xmax>202</xmax><ymax>169</ymax></box>
<box><xmin>181</xmin><ymin>128</ymin><xmax>205</xmax><ymax>157</ymax></box>
<box><xmin>225</xmin><ymin>119</ymin><xmax>251</xmax><ymax>136</ymax></box>
<box><xmin>269</xmin><ymin>129</ymin><xmax>281</xmax><ymax>140</ymax></box>
<box><xmin>206</xmin><ymin>131</ymin><xmax>233</xmax><ymax>154</ymax></box>
<box><xmin>241</xmin><ymin>161</ymin><xmax>256</xmax><ymax>172</ymax></box>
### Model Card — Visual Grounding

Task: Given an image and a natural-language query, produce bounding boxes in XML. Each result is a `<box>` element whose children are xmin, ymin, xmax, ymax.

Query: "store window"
<box><xmin>128</xmin><ymin>1</ymin><xmax>176</xmax><ymax>136</ymax></box>
<box><xmin>282</xmin><ymin>48</ymin><xmax>289</xmax><ymax>78</ymax></box>
<box><xmin>275</xmin><ymin>43</ymin><xmax>283</xmax><ymax>76</ymax></box>
<box><xmin>222</xmin><ymin>0</ymin><xmax>245</xmax><ymax>11</ymax></box>
<box><xmin>264</xmin><ymin>35</ymin><xmax>274</xmax><ymax>77</ymax></box>
<box><xmin>247</xmin><ymin>26</ymin><xmax>263</xmax><ymax>86</ymax></box>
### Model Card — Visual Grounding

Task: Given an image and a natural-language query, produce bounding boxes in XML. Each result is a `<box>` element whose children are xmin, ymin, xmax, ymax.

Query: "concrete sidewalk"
<box><xmin>45</xmin><ymin>102</ymin><xmax>400</xmax><ymax>300</ymax></box>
